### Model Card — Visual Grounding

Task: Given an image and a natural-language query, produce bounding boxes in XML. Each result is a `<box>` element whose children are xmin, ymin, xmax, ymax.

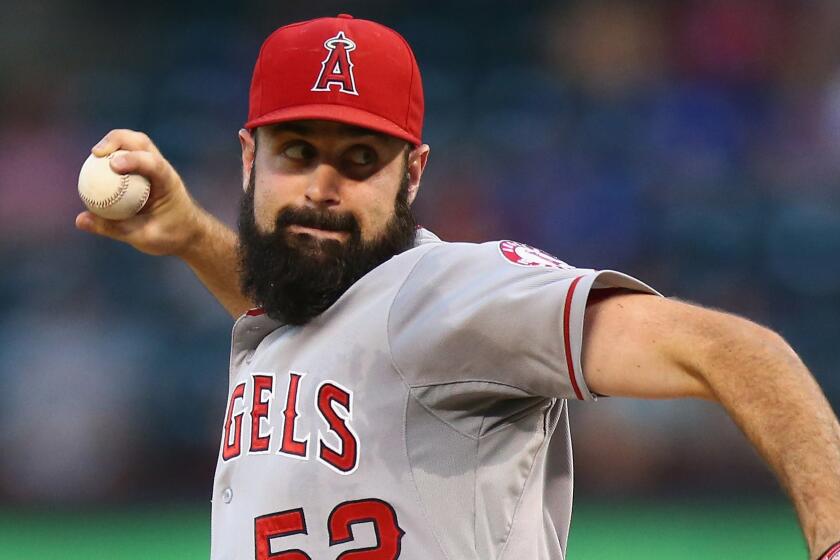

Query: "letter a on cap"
<box><xmin>312</xmin><ymin>31</ymin><xmax>359</xmax><ymax>96</ymax></box>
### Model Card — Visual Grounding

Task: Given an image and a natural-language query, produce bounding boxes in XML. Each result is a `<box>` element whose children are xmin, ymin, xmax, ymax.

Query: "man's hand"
<box><xmin>76</xmin><ymin>129</ymin><xmax>206</xmax><ymax>257</ymax></box>
<box><xmin>582</xmin><ymin>290</ymin><xmax>840</xmax><ymax>559</ymax></box>
<box><xmin>75</xmin><ymin>129</ymin><xmax>252</xmax><ymax>318</ymax></box>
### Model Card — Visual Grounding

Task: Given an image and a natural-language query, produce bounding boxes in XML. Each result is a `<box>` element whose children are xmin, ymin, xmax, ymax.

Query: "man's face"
<box><xmin>237</xmin><ymin>120</ymin><xmax>429</xmax><ymax>325</ymax></box>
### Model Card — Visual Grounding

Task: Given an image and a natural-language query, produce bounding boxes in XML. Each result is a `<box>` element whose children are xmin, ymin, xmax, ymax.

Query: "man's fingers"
<box><xmin>108</xmin><ymin>150</ymin><xmax>173</xmax><ymax>197</ymax></box>
<box><xmin>75</xmin><ymin>211</ymin><xmax>136</xmax><ymax>240</ymax></box>
<box><xmin>91</xmin><ymin>129</ymin><xmax>162</xmax><ymax>158</ymax></box>
<box><xmin>75</xmin><ymin>211</ymin><xmax>96</xmax><ymax>233</ymax></box>
<box><xmin>76</xmin><ymin>210</ymin><xmax>173</xmax><ymax>256</ymax></box>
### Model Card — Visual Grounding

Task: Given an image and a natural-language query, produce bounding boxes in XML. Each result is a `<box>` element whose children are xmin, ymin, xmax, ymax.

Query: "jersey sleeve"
<box><xmin>387</xmin><ymin>240</ymin><xmax>659</xmax><ymax>401</ymax></box>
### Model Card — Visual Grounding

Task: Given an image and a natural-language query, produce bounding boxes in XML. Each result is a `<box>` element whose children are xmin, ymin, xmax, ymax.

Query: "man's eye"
<box><xmin>283</xmin><ymin>143</ymin><xmax>314</xmax><ymax>160</ymax></box>
<box><xmin>346</xmin><ymin>147</ymin><xmax>376</xmax><ymax>166</ymax></box>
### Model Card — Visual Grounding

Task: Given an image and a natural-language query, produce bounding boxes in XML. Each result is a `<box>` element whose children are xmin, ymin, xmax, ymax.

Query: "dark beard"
<box><xmin>237</xmin><ymin>168</ymin><xmax>417</xmax><ymax>325</ymax></box>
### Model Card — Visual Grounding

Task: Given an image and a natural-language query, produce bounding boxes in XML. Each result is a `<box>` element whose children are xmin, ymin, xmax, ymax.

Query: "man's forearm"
<box><xmin>179</xmin><ymin>209</ymin><xmax>253</xmax><ymax>318</ymax></box>
<box><xmin>694</xmin><ymin>315</ymin><xmax>840</xmax><ymax>558</ymax></box>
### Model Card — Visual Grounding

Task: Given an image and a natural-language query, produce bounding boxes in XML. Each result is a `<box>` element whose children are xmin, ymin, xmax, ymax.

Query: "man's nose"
<box><xmin>305</xmin><ymin>164</ymin><xmax>341</xmax><ymax>207</ymax></box>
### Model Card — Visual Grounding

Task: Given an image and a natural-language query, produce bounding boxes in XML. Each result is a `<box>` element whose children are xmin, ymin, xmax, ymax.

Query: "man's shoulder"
<box><xmin>401</xmin><ymin>232</ymin><xmax>578</xmax><ymax>276</ymax></box>
<box><xmin>389</xmin><ymin>233</ymin><xmax>497</xmax><ymax>284</ymax></box>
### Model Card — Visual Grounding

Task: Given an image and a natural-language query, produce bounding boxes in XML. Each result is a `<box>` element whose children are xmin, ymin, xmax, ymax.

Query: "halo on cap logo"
<box><xmin>312</xmin><ymin>31</ymin><xmax>359</xmax><ymax>96</ymax></box>
<box><xmin>499</xmin><ymin>240</ymin><xmax>570</xmax><ymax>269</ymax></box>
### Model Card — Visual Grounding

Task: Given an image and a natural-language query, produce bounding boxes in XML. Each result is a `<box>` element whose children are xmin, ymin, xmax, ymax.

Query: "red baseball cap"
<box><xmin>245</xmin><ymin>14</ymin><xmax>424</xmax><ymax>146</ymax></box>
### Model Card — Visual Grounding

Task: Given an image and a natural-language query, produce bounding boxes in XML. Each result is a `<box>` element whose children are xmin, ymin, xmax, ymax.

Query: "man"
<box><xmin>76</xmin><ymin>14</ymin><xmax>840</xmax><ymax>560</ymax></box>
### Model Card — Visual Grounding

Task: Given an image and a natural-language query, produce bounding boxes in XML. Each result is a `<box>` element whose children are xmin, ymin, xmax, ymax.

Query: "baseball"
<box><xmin>78</xmin><ymin>150</ymin><xmax>151</xmax><ymax>220</ymax></box>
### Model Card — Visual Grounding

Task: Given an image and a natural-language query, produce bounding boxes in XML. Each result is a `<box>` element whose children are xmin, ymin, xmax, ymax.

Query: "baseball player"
<box><xmin>76</xmin><ymin>15</ymin><xmax>840</xmax><ymax>560</ymax></box>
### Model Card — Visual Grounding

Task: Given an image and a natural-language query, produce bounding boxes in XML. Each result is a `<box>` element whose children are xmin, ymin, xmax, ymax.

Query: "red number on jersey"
<box><xmin>328</xmin><ymin>499</ymin><xmax>404</xmax><ymax>559</ymax></box>
<box><xmin>254</xmin><ymin>507</ymin><xmax>310</xmax><ymax>559</ymax></box>
<box><xmin>254</xmin><ymin>499</ymin><xmax>404</xmax><ymax>560</ymax></box>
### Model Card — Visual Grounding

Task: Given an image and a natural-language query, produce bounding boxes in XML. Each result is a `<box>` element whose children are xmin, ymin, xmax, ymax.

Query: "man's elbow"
<box><xmin>685</xmin><ymin>307</ymin><xmax>804</xmax><ymax>398</ymax></box>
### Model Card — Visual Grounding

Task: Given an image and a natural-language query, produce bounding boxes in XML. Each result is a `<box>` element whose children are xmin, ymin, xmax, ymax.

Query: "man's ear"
<box><xmin>239</xmin><ymin>128</ymin><xmax>256</xmax><ymax>192</ymax></box>
<box><xmin>406</xmin><ymin>144</ymin><xmax>430</xmax><ymax>205</ymax></box>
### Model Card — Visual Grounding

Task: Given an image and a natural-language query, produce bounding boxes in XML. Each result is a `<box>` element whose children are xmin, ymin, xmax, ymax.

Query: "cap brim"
<box><xmin>244</xmin><ymin>104</ymin><xmax>421</xmax><ymax>146</ymax></box>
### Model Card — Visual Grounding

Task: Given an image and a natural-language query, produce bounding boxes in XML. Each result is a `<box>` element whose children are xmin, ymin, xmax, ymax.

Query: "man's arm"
<box><xmin>75</xmin><ymin>129</ymin><xmax>252</xmax><ymax>318</ymax></box>
<box><xmin>582</xmin><ymin>290</ymin><xmax>840</xmax><ymax>559</ymax></box>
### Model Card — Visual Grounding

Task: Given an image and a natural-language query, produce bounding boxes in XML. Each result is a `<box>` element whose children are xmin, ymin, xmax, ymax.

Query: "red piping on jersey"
<box><xmin>563</xmin><ymin>276</ymin><xmax>585</xmax><ymax>400</ymax></box>
<box><xmin>246</xmin><ymin>308</ymin><xmax>266</xmax><ymax>317</ymax></box>
<box><xmin>820</xmin><ymin>542</ymin><xmax>840</xmax><ymax>560</ymax></box>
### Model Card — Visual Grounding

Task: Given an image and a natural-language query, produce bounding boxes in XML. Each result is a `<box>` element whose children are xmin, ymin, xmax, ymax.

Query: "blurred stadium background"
<box><xmin>1</xmin><ymin>0</ymin><xmax>839</xmax><ymax>558</ymax></box>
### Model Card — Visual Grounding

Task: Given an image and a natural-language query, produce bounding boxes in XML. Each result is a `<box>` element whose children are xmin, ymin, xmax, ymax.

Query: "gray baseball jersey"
<box><xmin>211</xmin><ymin>229</ymin><xmax>657</xmax><ymax>560</ymax></box>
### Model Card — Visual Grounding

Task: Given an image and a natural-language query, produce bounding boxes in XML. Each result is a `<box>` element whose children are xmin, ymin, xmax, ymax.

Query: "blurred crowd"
<box><xmin>1</xmin><ymin>0</ymin><xmax>838</xmax><ymax>505</ymax></box>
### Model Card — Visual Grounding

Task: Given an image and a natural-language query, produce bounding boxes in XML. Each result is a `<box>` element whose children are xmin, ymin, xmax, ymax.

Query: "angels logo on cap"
<box><xmin>499</xmin><ymin>240</ymin><xmax>571</xmax><ymax>270</ymax></box>
<box><xmin>312</xmin><ymin>31</ymin><xmax>359</xmax><ymax>96</ymax></box>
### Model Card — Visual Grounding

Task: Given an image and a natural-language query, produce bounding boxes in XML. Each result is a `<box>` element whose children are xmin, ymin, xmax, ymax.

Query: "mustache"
<box><xmin>275</xmin><ymin>206</ymin><xmax>361</xmax><ymax>236</ymax></box>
